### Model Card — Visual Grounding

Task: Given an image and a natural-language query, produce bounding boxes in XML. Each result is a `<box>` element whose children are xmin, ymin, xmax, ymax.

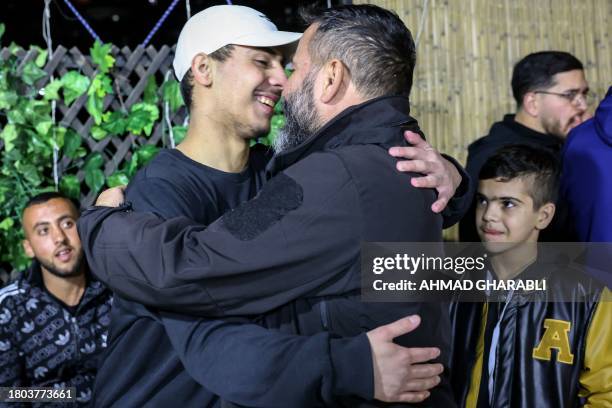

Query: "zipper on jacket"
<box><xmin>70</xmin><ymin>314</ymin><xmax>80</xmax><ymax>366</ymax></box>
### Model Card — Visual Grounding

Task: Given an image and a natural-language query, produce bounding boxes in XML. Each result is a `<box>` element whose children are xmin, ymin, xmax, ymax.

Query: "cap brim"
<box><xmin>231</xmin><ymin>31</ymin><xmax>302</xmax><ymax>49</ymax></box>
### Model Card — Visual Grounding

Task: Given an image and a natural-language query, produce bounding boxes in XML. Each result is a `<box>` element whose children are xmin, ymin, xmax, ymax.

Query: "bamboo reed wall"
<box><xmin>357</xmin><ymin>0</ymin><xmax>611</xmax><ymax>165</ymax></box>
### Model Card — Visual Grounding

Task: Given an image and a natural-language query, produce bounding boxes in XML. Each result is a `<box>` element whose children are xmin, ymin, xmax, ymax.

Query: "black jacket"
<box><xmin>449</xmin><ymin>254</ymin><xmax>611</xmax><ymax>407</ymax></box>
<box><xmin>79</xmin><ymin>96</ymin><xmax>458</xmax><ymax>406</ymax></box>
<box><xmin>93</xmin><ymin>147</ymin><xmax>374</xmax><ymax>408</ymax></box>
<box><xmin>0</xmin><ymin>262</ymin><xmax>112</xmax><ymax>406</ymax></box>
<box><xmin>460</xmin><ymin>114</ymin><xmax>573</xmax><ymax>242</ymax></box>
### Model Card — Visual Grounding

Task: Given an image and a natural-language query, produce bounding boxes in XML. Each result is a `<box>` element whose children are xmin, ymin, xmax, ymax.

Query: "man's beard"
<box><xmin>38</xmin><ymin>250</ymin><xmax>84</xmax><ymax>279</ymax></box>
<box><xmin>274</xmin><ymin>69</ymin><xmax>322</xmax><ymax>154</ymax></box>
<box><xmin>541</xmin><ymin>116</ymin><xmax>565</xmax><ymax>139</ymax></box>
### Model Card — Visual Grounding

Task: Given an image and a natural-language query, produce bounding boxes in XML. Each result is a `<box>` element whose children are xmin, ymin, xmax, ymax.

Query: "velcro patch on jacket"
<box><xmin>223</xmin><ymin>173</ymin><xmax>303</xmax><ymax>240</ymax></box>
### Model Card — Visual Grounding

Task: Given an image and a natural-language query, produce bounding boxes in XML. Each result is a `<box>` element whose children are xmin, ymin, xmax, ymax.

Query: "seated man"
<box><xmin>450</xmin><ymin>145</ymin><xmax>611</xmax><ymax>407</ymax></box>
<box><xmin>0</xmin><ymin>192</ymin><xmax>112</xmax><ymax>405</ymax></box>
<box><xmin>80</xmin><ymin>5</ymin><xmax>462</xmax><ymax>406</ymax></box>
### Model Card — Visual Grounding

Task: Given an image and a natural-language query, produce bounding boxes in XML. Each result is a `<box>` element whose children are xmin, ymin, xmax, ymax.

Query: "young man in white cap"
<box><xmin>89</xmin><ymin>5</ymin><xmax>467</xmax><ymax>407</ymax></box>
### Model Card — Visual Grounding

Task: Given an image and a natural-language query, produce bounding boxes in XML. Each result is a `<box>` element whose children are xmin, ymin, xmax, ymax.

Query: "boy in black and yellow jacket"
<box><xmin>451</xmin><ymin>145</ymin><xmax>611</xmax><ymax>407</ymax></box>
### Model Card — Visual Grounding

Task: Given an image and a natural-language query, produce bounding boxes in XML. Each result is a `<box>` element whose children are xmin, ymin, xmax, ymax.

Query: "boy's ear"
<box><xmin>191</xmin><ymin>53</ymin><xmax>214</xmax><ymax>87</ymax></box>
<box><xmin>535</xmin><ymin>202</ymin><xmax>556</xmax><ymax>230</ymax></box>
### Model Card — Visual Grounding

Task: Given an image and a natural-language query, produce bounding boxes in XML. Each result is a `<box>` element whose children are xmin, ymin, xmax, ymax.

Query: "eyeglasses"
<box><xmin>534</xmin><ymin>89</ymin><xmax>590</xmax><ymax>106</ymax></box>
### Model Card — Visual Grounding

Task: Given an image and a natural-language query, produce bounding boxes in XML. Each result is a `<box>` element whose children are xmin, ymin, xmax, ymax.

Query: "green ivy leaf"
<box><xmin>34</xmin><ymin>47</ymin><xmax>48</xmax><ymax>68</ymax></box>
<box><xmin>43</xmin><ymin>79</ymin><xmax>62</xmax><ymax>101</ymax></box>
<box><xmin>23</xmin><ymin>128</ymin><xmax>53</xmax><ymax>159</ymax></box>
<box><xmin>0</xmin><ymin>217</ymin><xmax>14</xmax><ymax>231</ymax></box>
<box><xmin>1</xmin><ymin>124</ymin><xmax>18</xmax><ymax>151</ymax></box>
<box><xmin>86</xmin><ymin>74</ymin><xmax>112</xmax><ymax>125</ymax></box>
<box><xmin>8</xmin><ymin>41</ymin><xmax>20</xmax><ymax>55</ymax></box>
<box><xmin>62</xmin><ymin>71</ymin><xmax>90</xmax><ymax>105</ymax></box>
<box><xmin>171</xmin><ymin>125</ymin><xmax>187</xmax><ymax>145</ymax></box>
<box><xmin>59</xmin><ymin>174</ymin><xmax>80</xmax><ymax>199</ymax></box>
<box><xmin>143</xmin><ymin>76</ymin><xmax>158</xmax><ymax>105</ymax></box>
<box><xmin>0</xmin><ymin>90</ymin><xmax>18</xmax><ymax>110</ymax></box>
<box><xmin>134</xmin><ymin>145</ymin><xmax>159</xmax><ymax>166</ymax></box>
<box><xmin>88</xmin><ymin>74</ymin><xmax>113</xmax><ymax>98</ymax></box>
<box><xmin>0</xmin><ymin>23</ymin><xmax>5</xmax><ymax>42</ymax></box>
<box><xmin>274</xmin><ymin>97</ymin><xmax>284</xmax><ymax>114</ymax></box>
<box><xmin>0</xmin><ymin>183</ymin><xmax>8</xmax><ymax>206</ymax></box>
<box><xmin>50</xmin><ymin>126</ymin><xmax>66</xmax><ymax>150</ymax></box>
<box><xmin>84</xmin><ymin>152</ymin><xmax>104</xmax><ymax>171</ymax></box>
<box><xmin>6</xmin><ymin>106</ymin><xmax>25</xmax><ymax>125</ymax></box>
<box><xmin>18</xmin><ymin>164</ymin><xmax>42</xmax><ymax>186</ymax></box>
<box><xmin>125</xmin><ymin>155</ymin><xmax>138</xmax><ymax>177</ymax></box>
<box><xmin>22</xmin><ymin>61</ymin><xmax>47</xmax><ymax>85</ymax></box>
<box><xmin>107</xmin><ymin>172</ymin><xmax>130</xmax><ymax>187</ymax></box>
<box><xmin>90</xmin><ymin>41</ymin><xmax>115</xmax><ymax>73</ymax></box>
<box><xmin>91</xmin><ymin>125</ymin><xmax>108</xmax><ymax>141</ymax></box>
<box><xmin>35</xmin><ymin>120</ymin><xmax>53</xmax><ymax>137</ymax></box>
<box><xmin>22</xmin><ymin>100</ymin><xmax>51</xmax><ymax>124</ymax></box>
<box><xmin>85</xmin><ymin>168</ymin><xmax>105</xmax><ymax>193</ymax></box>
<box><xmin>62</xmin><ymin>129</ymin><xmax>82</xmax><ymax>158</ymax></box>
<box><xmin>86</xmin><ymin>93</ymin><xmax>104</xmax><ymax>125</ymax></box>
<box><xmin>127</xmin><ymin>102</ymin><xmax>159</xmax><ymax>136</ymax></box>
<box><xmin>101</xmin><ymin>111</ymin><xmax>127</xmax><ymax>135</ymax></box>
<box><xmin>162</xmin><ymin>78</ymin><xmax>184</xmax><ymax>112</ymax></box>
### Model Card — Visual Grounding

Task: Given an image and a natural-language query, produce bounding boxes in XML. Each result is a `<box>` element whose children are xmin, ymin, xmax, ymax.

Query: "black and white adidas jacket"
<box><xmin>0</xmin><ymin>261</ymin><xmax>112</xmax><ymax>406</ymax></box>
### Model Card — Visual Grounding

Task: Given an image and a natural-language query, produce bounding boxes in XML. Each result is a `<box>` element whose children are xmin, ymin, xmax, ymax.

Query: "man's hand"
<box><xmin>367</xmin><ymin>315</ymin><xmax>443</xmax><ymax>403</ymax></box>
<box><xmin>96</xmin><ymin>186</ymin><xmax>127</xmax><ymax>207</ymax></box>
<box><xmin>389</xmin><ymin>131</ymin><xmax>462</xmax><ymax>213</ymax></box>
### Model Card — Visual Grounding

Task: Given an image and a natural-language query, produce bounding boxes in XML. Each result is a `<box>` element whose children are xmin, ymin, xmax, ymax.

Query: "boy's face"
<box><xmin>210</xmin><ymin>45</ymin><xmax>286</xmax><ymax>138</ymax></box>
<box><xmin>476</xmin><ymin>177</ymin><xmax>553</xmax><ymax>255</ymax></box>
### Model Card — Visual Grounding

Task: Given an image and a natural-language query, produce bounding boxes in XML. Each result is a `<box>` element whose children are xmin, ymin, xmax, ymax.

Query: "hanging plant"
<box><xmin>0</xmin><ymin>32</ymin><xmax>186</xmax><ymax>273</ymax></box>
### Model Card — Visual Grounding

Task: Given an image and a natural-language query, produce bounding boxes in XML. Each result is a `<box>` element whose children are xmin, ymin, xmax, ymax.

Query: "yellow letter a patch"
<box><xmin>532</xmin><ymin>319</ymin><xmax>574</xmax><ymax>364</ymax></box>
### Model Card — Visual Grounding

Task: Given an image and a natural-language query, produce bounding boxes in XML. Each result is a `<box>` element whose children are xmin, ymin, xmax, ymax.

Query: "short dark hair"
<box><xmin>179</xmin><ymin>44</ymin><xmax>235</xmax><ymax>112</ymax></box>
<box><xmin>511</xmin><ymin>51</ymin><xmax>584</xmax><ymax>107</ymax></box>
<box><xmin>479</xmin><ymin>145</ymin><xmax>560</xmax><ymax>208</ymax></box>
<box><xmin>23</xmin><ymin>191</ymin><xmax>80</xmax><ymax>217</ymax></box>
<box><xmin>300</xmin><ymin>4</ymin><xmax>417</xmax><ymax>98</ymax></box>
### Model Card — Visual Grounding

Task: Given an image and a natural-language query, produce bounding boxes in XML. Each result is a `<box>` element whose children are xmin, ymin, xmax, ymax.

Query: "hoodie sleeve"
<box><xmin>160</xmin><ymin>313</ymin><xmax>374</xmax><ymax>405</ymax></box>
<box><xmin>101</xmin><ymin>158</ymin><xmax>376</xmax><ymax>403</ymax></box>
<box><xmin>440</xmin><ymin>154</ymin><xmax>472</xmax><ymax>229</ymax></box>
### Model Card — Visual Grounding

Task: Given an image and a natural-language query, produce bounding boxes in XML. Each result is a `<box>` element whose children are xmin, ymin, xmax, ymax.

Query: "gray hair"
<box><xmin>300</xmin><ymin>5</ymin><xmax>417</xmax><ymax>98</ymax></box>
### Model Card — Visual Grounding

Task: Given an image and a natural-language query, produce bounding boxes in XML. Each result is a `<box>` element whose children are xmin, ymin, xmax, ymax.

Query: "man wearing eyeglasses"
<box><xmin>460</xmin><ymin>51</ymin><xmax>590</xmax><ymax>242</ymax></box>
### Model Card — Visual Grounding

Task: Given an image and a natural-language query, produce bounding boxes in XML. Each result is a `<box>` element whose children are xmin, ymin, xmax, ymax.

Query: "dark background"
<box><xmin>1</xmin><ymin>0</ymin><xmax>352</xmax><ymax>50</ymax></box>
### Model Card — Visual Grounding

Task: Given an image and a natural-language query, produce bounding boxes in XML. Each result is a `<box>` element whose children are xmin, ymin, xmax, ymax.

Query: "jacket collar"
<box><xmin>23</xmin><ymin>260</ymin><xmax>108</xmax><ymax>311</ymax></box>
<box><xmin>498</xmin><ymin>114</ymin><xmax>563</xmax><ymax>150</ymax></box>
<box><xmin>266</xmin><ymin>95</ymin><xmax>420</xmax><ymax>176</ymax></box>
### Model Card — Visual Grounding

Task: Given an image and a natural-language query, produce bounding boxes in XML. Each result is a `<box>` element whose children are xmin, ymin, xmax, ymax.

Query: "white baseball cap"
<box><xmin>173</xmin><ymin>5</ymin><xmax>302</xmax><ymax>81</ymax></box>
